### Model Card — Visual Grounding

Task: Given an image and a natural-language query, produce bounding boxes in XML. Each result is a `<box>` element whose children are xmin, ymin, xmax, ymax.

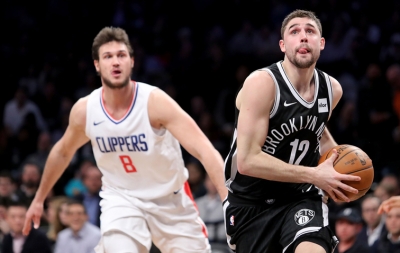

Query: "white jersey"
<box><xmin>85</xmin><ymin>82</ymin><xmax>188</xmax><ymax>199</ymax></box>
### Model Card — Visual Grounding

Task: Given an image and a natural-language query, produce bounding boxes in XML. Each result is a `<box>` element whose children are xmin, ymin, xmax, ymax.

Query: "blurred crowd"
<box><xmin>2</xmin><ymin>0</ymin><xmax>400</xmax><ymax>252</ymax></box>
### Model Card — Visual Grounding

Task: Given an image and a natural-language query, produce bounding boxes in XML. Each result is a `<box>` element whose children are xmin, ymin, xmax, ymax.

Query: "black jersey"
<box><xmin>224</xmin><ymin>61</ymin><xmax>333</xmax><ymax>201</ymax></box>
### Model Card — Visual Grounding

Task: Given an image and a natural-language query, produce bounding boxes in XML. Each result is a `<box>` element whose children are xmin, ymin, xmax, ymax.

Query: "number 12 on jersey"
<box><xmin>119</xmin><ymin>155</ymin><xmax>137</xmax><ymax>173</ymax></box>
<box><xmin>289</xmin><ymin>139</ymin><xmax>310</xmax><ymax>165</ymax></box>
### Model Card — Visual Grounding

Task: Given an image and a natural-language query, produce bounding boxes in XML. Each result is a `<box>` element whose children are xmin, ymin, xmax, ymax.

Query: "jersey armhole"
<box><xmin>323</xmin><ymin>73</ymin><xmax>333</xmax><ymax>120</ymax></box>
<box><xmin>260</xmin><ymin>68</ymin><xmax>280</xmax><ymax>119</ymax></box>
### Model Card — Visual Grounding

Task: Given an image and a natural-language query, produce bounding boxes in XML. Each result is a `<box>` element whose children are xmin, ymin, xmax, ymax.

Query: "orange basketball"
<box><xmin>318</xmin><ymin>144</ymin><xmax>374</xmax><ymax>201</ymax></box>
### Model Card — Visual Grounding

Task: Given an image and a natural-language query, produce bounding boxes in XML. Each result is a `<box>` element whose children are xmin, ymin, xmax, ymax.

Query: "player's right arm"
<box><xmin>235</xmin><ymin>71</ymin><xmax>359</xmax><ymax>202</ymax></box>
<box><xmin>22</xmin><ymin>97</ymin><xmax>90</xmax><ymax>235</ymax></box>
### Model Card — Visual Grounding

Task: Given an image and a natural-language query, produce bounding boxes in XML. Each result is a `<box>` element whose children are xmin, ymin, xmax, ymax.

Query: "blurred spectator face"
<box><xmin>94</xmin><ymin>41</ymin><xmax>133</xmax><ymax>89</ymax></box>
<box><xmin>21</xmin><ymin>163</ymin><xmax>41</xmax><ymax>188</ymax></box>
<box><xmin>335</xmin><ymin>219</ymin><xmax>363</xmax><ymax>243</ymax></box>
<box><xmin>374</xmin><ymin>183</ymin><xmax>394</xmax><ymax>202</ymax></box>
<box><xmin>0</xmin><ymin>176</ymin><xmax>13</xmax><ymax>197</ymax></box>
<box><xmin>380</xmin><ymin>175</ymin><xmax>400</xmax><ymax>194</ymax></box>
<box><xmin>67</xmin><ymin>203</ymin><xmax>87</xmax><ymax>233</ymax></box>
<box><xmin>385</xmin><ymin>207</ymin><xmax>400</xmax><ymax>237</ymax></box>
<box><xmin>280</xmin><ymin>17</ymin><xmax>324</xmax><ymax>69</ymax></box>
<box><xmin>37</xmin><ymin>131</ymin><xmax>51</xmax><ymax>151</ymax></box>
<box><xmin>362</xmin><ymin>196</ymin><xmax>382</xmax><ymax>229</ymax></box>
<box><xmin>58</xmin><ymin>202</ymin><xmax>69</xmax><ymax>226</ymax></box>
<box><xmin>78</xmin><ymin>160</ymin><xmax>95</xmax><ymax>178</ymax></box>
<box><xmin>83</xmin><ymin>166</ymin><xmax>102</xmax><ymax>194</ymax></box>
<box><xmin>386</xmin><ymin>64</ymin><xmax>400</xmax><ymax>90</ymax></box>
<box><xmin>47</xmin><ymin>196</ymin><xmax>69</xmax><ymax>224</ymax></box>
<box><xmin>6</xmin><ymin>205</ymin><xmax>27</xmax><ymax>235</ymax></box>
<box><xmin>15</xmin><ymin>87</ymin><xmax>28</xmax><ymax>106</ymax></box>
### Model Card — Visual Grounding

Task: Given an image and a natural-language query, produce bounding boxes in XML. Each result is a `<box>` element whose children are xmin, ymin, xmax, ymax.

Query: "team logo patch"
<box><xmin>355</xmin><ymin>152</ymin><xmax>367</xmax><ymax>165</ymax></box>
<box><xmin>230</xmin><ymin>215</ymin><xmax>235</xmax><ymax>226</ymax></box>
<box><xmin>294</xmin><ymin>209</ymin><xmax>315</xmax><ymax>226</ymax></box>
<box><xmin>265</xmin><ymin>199</ymin><xmax>275</xmax><ymax>204</ymax></box>
<box><xmin>318</xmin><ymin>98</ymin><xmax>328</xmax><ymax>113</ymax></box>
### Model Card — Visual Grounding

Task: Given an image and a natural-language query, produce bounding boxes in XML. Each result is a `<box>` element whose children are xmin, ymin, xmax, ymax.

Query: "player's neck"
<box><xmin>281</xmin><ymin>59</ymin><xmax>315</xmax><ymax>94</ymax></box>
<box><xmin>102</xmin><ymin>81</ymin><xmax>135</xmax><ymax>111</ymax></box>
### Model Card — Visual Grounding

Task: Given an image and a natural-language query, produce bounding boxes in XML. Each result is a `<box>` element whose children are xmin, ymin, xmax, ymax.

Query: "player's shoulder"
<box><xmin>242</xmin><ymin>68</ymin><xmax>275</xmax><ymax>92</ymax></box>
<box><xmin>72</xmin><ymin>96</ymin><xmax>89</xmax><ymax>115</ymax></box>
<box><xmin>68</xmin><ymin>95</ymin><xmax>89</xmax><ymax>127</ymax></box>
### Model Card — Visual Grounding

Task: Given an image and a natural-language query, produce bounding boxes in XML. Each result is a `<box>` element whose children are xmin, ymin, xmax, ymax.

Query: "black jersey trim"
<box><xmin>323</xmin><ymin>73</ymin><xmax>333</xmax><ymax>119</ymax></box>
<box><xmin>260</xmin><ymin>68</ymin><xmax>281</xmax><ymax>119</ymax></box>
<box><xmin>277</xmin><ymin>62</ymin><xmax>319</xmax><ymax>109</ymax></box>
<box><xmin>224</xmin><ymin>129</ymin><xmax>238</xmax><ymax>193</ymax></box>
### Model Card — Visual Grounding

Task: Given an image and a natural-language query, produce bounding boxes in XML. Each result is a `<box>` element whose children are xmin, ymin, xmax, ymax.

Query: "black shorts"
<box><xmin>223</xmin><ymin>192</ymin><xmax>339</xmax><ymax>253</ymax></box>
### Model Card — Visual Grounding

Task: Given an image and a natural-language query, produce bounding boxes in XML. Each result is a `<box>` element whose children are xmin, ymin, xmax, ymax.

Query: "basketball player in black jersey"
<box><xmin>223</xmin><ymin>9</ymin><xmax>362</xmax><ymax>253</ymax></box>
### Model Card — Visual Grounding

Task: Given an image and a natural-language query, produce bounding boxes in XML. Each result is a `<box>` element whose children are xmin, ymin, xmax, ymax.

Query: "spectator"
<box><xmin>390</xmin><ymin>64</ymin><xmax>400</xmax><ymax>151</ymax></box>
<box><xmin>380</xmin><ymin>174</ymin><xmax>400</xmax><ymax>193</ymax></box>
<box><xmin>13</xmin><ymin>112</ymin><xmax>42</xmax><ymax>165</ymax></box>
<box><xmin>1</xmin><ymin>201</ymin><xmax>52</xmax><ymax>253</ymax></box>
<box><xmin>0</xmin><ymin>127</ymin><xmax>14</xmax><ymax>170</ymax></box>
<box><xmin>358</xmin><ymin>194</ymin><xmax>387</xmax><ymax>246</ymax></box>
<box><xmin>196</xmin><ymin>174</ymin><xmax>229</xmax><ymax>252</ymax></box>
<box><xmin>3</xmin><ymin>86</ymin><xmax>47</xmax><ymax>138</ymax></box>
<box><xmin>374</xmin><ymin>182</ymin><xmax>398</xmax><ymax>202</ymax></box>
<box><xmin>73</xmin><ymin>166</ymin><xmax>102</xmax><ymax>227</ymax></box>
<box><xmin>186</xmin><ymin>159</ymin><xmax>207</xmax><ymax>199</ymax></box>
<box><xmin>15</xmin><ymin>162</ymin><xmax>41</xmax><ymax>206</ymax></box>
<box><xmin>371</xmin><ymin>206</ymin><xmax>400</xmax><ymax>253</ymax></box>
<box><xmin>45</xmin><ymin>195</ymin><xmax>70</xmax><ymax>246</ymax></box>
<box><xmin>53</xmin><ymin>200</ymin><xmax>101</xmax><ymax>253</ymax></box>
<box><xmin>64</xmin><ymin>159</ymin><xmax>95</xmax><ymax>198</ymax></box>
<box><xmin>334</xmin><ymin>207</ymin><xmax>371</xmax><ymax>253</ymax></box>
<box><xmin>0</xmin><ymin>197</ymin><xmax>11</xmax><ymax>249</ymax></box>
<box><xmin>23</xmin><ymin>131</ymin><xmax>53</xmax><ymax>172</ymax></box>
<box><xmin>0</xmin><ymin>171</ymin><xmax>19</xmax><ymax>202</ymax></box>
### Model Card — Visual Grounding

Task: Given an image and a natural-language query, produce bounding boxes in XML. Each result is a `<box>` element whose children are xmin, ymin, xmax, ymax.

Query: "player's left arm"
<box><xmin>148</xmin><ymin>88</ymin><xmax>228</xmax><ymax>201</ymax></box>
<box><xmin>320</xmin><ymin>76</ymin><xmax>343</xmax><ymax>155</ymax></box>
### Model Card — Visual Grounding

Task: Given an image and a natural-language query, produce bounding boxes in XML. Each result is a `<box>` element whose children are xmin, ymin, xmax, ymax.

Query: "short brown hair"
<box><xmin>92</xmin><ymin>26</ymin><xmax>134</xmax><ymax>61</ymax></box>
<box><xmin>281</xmin><ymin>9</ymin><xmax>322</xmax><ymax>39</ymax></box>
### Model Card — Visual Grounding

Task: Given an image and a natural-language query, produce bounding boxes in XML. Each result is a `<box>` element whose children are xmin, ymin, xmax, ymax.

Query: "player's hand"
<box><xmin>22</xmin><ymin>200</ymin><xmax>44</xmax><ymax>236</ymax></box>
<box><xmin>312</xmin><ymin>149</ymin><xmax>361</xmax><ymax>203</ymax></box>
<box><xmin>377</xmin><ymin>195</ymin><xmax>400</xmax><ymax>214</ymax></box>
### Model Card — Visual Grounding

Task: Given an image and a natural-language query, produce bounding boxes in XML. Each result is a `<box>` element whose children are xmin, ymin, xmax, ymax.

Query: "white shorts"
<box><xmin>94</xmin><ymin>182</ymin><xmax>211</xmax><ymax>253</ymax></box>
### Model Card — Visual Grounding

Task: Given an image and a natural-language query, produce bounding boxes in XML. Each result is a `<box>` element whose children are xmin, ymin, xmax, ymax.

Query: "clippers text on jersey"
<box><xmin>96</xmin><ymin>134</ymin><xmax>148</xmax><ymax>153</ymax></box>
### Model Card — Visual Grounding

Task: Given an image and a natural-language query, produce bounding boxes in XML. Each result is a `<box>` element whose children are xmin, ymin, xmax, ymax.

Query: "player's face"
<box><xmin>94</xmin><ymin>41</ymin><xmax>134</xmax><ymax>89</ymax></box>
<box><xmin>279</xmin><ymin>17</ymin><xmax>325</xmax><ymax>69</ymax></box>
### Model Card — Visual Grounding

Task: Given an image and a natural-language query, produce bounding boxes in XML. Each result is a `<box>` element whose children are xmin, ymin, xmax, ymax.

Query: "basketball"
<box><xmin>318</xmin><ymin>144</ymin><xmax>374</xmax><ymax>201</ymax></box>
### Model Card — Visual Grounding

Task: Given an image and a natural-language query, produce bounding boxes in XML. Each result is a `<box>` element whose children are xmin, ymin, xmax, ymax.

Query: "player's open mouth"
<box><xmin>112</xmin><ymin>70</ymin><xmax>121</xmax><ymax>76</ymax></box>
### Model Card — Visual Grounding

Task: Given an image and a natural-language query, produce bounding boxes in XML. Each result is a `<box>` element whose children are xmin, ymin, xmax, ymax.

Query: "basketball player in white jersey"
<box><xmin>22</xmin><ymin>26</ymin><xmax>228</xmax><ymax>253</ymax></box>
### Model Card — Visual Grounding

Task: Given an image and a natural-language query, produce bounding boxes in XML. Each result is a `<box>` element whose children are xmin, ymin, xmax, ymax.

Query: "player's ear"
<box><xmin>279</xmin><ymin>39</ymin><xmax>286</xmax><ymax>53</ymax></box>
<box><xmin>94</xmin><ymin>60</ymin><xmax>100</xmax><ymax>72</ymax></box>
<box><xmin>131</xmin><ymin>57</ymin><xmax>134</xmax><ymax>68</ymax></box>
<box><xmin>320</xmin><ymin>37</ymin><xmax>325</xmax><ymax>50</ymax></box>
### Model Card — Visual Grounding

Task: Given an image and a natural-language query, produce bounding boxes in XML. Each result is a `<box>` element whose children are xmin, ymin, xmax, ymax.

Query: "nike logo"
<box><xmin>93</xmin><ymin>121</ymin><xmax>105</xmax><ymax>126</ymax></box>
<box><xmin>173</xmin><ymin>189</ymin><xmax>181</xmax><ymax>194</ymax></box>
<box><xmin>284</xmin><ymin>101</ymin><xmax>297</xmax><ymax>107</ymax></box>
